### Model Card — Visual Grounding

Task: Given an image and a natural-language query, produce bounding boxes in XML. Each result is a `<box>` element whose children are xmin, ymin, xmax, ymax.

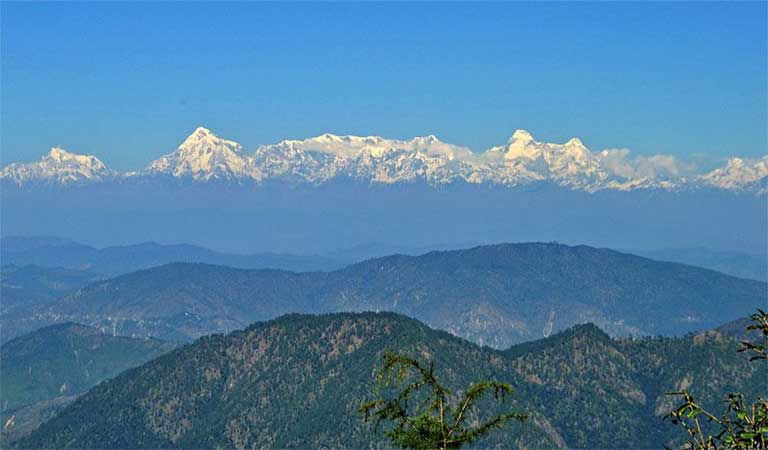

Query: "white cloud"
<box><xmin>598</xmin><ymin>148</ymin><xmax>696</xmax><ymax>180</ymax></box>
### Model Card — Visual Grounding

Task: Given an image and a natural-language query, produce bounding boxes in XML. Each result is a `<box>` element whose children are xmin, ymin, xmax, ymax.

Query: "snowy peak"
<box><xmin>0</xmin><ymin>147</ymin><xmax>111</xmax><ymax>185</ymax></box>
<box><xmin>43</xmin><ymin>147</ymin><xmax>106</xmax><ymax>167</ymax></box>
<box><xmin>47</xmin><ymin>147</ymin><xmax>75</xmax><ymax>161</ymax></box>
<box><xmin>147</xmin><ymin>127</ymin><xmax>252</xmax><ymax>181</ymax></box>
<box><xmin>565</xmin><ymin>137</ymin><xmax>585</xmax><ymax>148</ymax></box>
<box><xmin>415</xmin><ymin>134</ymin><xmax>440</xmax><ymax>144</ymax></box>
<box><xmin>178</xmin><ymin>127</ymin><xmax>241</xmax><ymax>153</ymax></box>
<box><xmin>510</xmin><ymin>129</ymin><xmax>535</xmax><ymax>144</ymax></box>
<box><xmin>485</xmin><ymin>131</ymin><xmax>605</xmax><ymax>189</ymax></box>
<box><xmin>261</xmin><ymin>133</ymin><xmax>469</xmax><ymax>161</ymax></box>
<box><xmin>190</xmin><ymin>126</ymin><xmax>215</xmax><ymax>137</ymax></box>
<box><xmin>3</xmin><ymin>127</ymin><xmax>766</xmax><ymax>193</ymax></box>
<box><xmin>498</xmin><ymin>131</ymin><xmax>540</xmax><ymax>160</ymax></box>
<box><xmin>699</xmin><ymin>156</ymin><xmax>768</xmax><ymax>191</ymax></box>
<box><xmin>498</xmin><ymin>130</ymin><xmax>589</xmax><ymax>161</ymax></box>
<box><xmin>251</xmin><ymin>132</ymin><xmax>482</xmax><ymax>184</ymax></box>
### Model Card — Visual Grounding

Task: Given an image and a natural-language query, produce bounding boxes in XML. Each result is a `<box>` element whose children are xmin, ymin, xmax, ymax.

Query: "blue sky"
<box><xmin>2</xmin><ymin>2</ymin><xmax>766</xmax><ymax>170</ymax></box>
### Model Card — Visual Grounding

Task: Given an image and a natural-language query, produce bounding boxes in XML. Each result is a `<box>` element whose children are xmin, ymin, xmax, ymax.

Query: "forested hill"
<box><xmin>18</xmin><ymin>312</ymin><xmax>765</xmax><ymax>449</ymax></box>
<box><xmin>18</xmin><ymin>243</ymin><xmax>766</xmax><ymax>348</ymax></box>
<box><xmin>0</xmin><ymin>323</ymin><xmax>174</xmax><ymax>443</ymax></box>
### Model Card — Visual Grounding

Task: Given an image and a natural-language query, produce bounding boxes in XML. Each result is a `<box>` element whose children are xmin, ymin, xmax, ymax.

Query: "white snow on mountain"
<box><xmin>698</xmin><ymin>156</ymin><xmax>768</xmax><ymax>192</ymax></box>
<box><xmin>2</xmin><ymin>127</ymin><xmax>766</xmax><ymax>193</ymax></box>
<box><xmin>0</xmin><ymin>147</ymin><xmax>112</xmax><ymax>185</ymax></box>
<box><xmin>486</xmin><ymin>130</ymin><xmax>607</xmax><ymax>189</ymax></box>
<box><xmin>251</xmin><ymin>133</ymin><xmax>489</xmax><ymax>185</ymax></box>
<box><xmin>146</xmin><ymin>127</ymin><xmax>254</xmax><ymax>181</ymax></box>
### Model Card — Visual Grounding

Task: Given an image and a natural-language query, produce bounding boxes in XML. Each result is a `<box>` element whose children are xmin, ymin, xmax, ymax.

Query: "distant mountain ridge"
<box><xmin>0</xmin><ymin>236</ymin><xmax>343</xmax><ymax>276</ymax></box>
<box><xmin>633</xmin><ymin>247</ymin><xmax>767</xmax><ymax>282</ymax></box>
<box><xmin>0</xmin><ymin>264</ymin><xmax>102</xmax><ymax>317</ymax></box>
<box><xmin>8</xmin><ymin>243</ymin><xmax>764</xmax><ymax>348</ymax></box>
<box><xmin>2</xmin><ymin>127</ymin><xmax>766</xmax><ymax>192</ymax></box>
<box><xmin>17</xmin><ymin>312</ymin><xmax>765</xmax><ymax>449</ymax></box>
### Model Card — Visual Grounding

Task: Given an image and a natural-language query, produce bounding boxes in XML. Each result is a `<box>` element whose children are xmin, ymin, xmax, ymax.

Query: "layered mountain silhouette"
<box><xmin>8</xmin><ymin>243</ymin><xmax>764</xmax><ymax>348</ymax></box>
<box><xmin>1</xmin><ymin>236</ymin><xmax>343</xmax><ymax>277</ymax></box>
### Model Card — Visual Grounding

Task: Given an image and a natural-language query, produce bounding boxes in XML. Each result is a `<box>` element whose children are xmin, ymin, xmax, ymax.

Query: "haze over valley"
<box><xmin>2</xmin><ymin>128</ymin><xmax>766</xmax><ymax>255</ymax></box>
<box><xmin>2</xmin><ymin>2</ymin><xmax>767</xmax><ymax>449</ymax></box>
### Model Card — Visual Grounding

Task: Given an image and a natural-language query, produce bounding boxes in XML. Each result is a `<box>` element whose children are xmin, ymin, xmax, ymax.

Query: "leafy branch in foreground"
<box><xmin>739</xmin><ymin>309</ymin><xmax>768</xmax><ymax>362</ymax></box>
<box><xmin>665</xmin><ymin>309</ymin><xmax>768</xmax><ymax>449</ymax></box>
<box><xmin>359</xmin><ymin>351</ymin><xmax>526</xmax><ymax>449</ymax></box>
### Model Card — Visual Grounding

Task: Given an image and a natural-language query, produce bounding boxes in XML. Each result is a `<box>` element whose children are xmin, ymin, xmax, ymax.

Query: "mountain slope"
<box><xmin>38</xmin><ymin>263</ymin><xmax>321</xmax><ymax>341</ymax></box>
<box><xmin>633</xmin><ymin>247</ymin><xmax>767</xmax><ymax>282</ymax></box>
<box><xmin>18</xmin><ymin>313</ymin><xmax>765</xmax><ymax>449</ymax></box>
<box><xmin>22</xmin><ymin>243</ymin><xmax>767</xmax><ymax>347</ymax></box>
<box><xmin>0</xmin><ymin>264</ymin><xmax>102</xmax><ymax>315</ymax></box>
<box><xmin>504</xmin><ymin>324</ymin><xmax>766</xmax><ymax>448</ymax></box>
<box><xmin>0</xmin><ymin>323</ymin><xmax>174</xmax><ymax>442</ymax></box>
<box><xmin>0</xmin><ymin>265</ymin><xmax>104</xmax><ymax>343</ymax></box>
<box><xmin>319</xmin><ymin>243</ymin><xmax>766</xmax><ymax>346</ymax></box>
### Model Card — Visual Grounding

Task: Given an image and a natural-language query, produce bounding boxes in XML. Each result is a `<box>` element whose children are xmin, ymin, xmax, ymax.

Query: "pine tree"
<box><xmin>360</xmin><ymin>351</ymin><xmax>526</xmax><ymax>449</ymax></box>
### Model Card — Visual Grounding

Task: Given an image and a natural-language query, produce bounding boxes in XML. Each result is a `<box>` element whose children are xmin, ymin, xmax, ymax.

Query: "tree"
<box><xmin>665</xmin><ymin>309</ymin><xmax>768</xmax><ymax>449</ymax></box>
<box><xmin>359</xmin><ymin>350</ymin><xmax>527</xmax><ymax>449</ymax></box>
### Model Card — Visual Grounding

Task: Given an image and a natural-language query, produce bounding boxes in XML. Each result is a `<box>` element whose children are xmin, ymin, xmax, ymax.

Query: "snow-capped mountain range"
<box><xmin>2</xmin><ymin>126</ymin><xmax>766</xmax><ymax>193</ymax></box>
<box><xmin>0</xmin><ymin>147</ymin><xmax>114</xmax><ymax>186</ymax></box>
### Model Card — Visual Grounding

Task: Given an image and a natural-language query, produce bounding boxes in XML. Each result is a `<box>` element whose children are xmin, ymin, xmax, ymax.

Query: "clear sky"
<box><xmin>1</xmin><ymin>2</ymin><xmax>766</xmax><ymax>170</ymax></box>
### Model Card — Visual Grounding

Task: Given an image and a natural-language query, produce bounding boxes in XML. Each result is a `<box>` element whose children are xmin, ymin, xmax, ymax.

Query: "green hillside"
<box><xmin>0</xmin><ymin>323</ymin><xmax>175</xmax><ymax>442</ymax></box>
<box><xmin>18</xmin><ymin>312</ymin><xmax>764</xmax><ymax>449</ymax></box>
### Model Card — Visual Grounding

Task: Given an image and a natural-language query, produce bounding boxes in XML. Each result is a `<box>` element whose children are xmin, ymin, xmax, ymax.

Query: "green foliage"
<box><xmin>360</xmin><ymin>351</ymin><xmax>526</xmax><ymax>449</ymax></box>
<box><xmin>666</xmin><ymin>309</ymin><xmax>768</xmax><ymax>449</ymax></box>
<box><xmin>738</xmin><ymin>309</ymin><xmax>768</xmax><ymax>361</ymax></box>
<box><xmin>15</xmin><ymin>312</ymin><xmax>766</xmax><ymax>449</ymax></box>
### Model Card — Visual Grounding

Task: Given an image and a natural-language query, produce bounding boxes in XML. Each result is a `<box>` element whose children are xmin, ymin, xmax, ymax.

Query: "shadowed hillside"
<box><xmin>11</xmin><ymin>243</ymin><xmax>765</xmax><ymax>348</ymax></box>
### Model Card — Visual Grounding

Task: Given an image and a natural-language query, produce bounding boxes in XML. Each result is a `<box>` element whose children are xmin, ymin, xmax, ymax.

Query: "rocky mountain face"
<box><xmin>0</xmin><ymin>323</ymin><xmax>174</xmax><ymax>443</ymax></box>
<box><xmin>2</xmin><ymin>127</ymin><xmax>766</xmax><ymax>192</ymax></box>
<box><xmin>15</xmin><ymin>312</ymin><xmax>765</xmax><ymax>449</ymax></box>
<box><xmin>8</xmin><ymin>243</ymin><xmax>764</xmax><ymax>348</ymax></box>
